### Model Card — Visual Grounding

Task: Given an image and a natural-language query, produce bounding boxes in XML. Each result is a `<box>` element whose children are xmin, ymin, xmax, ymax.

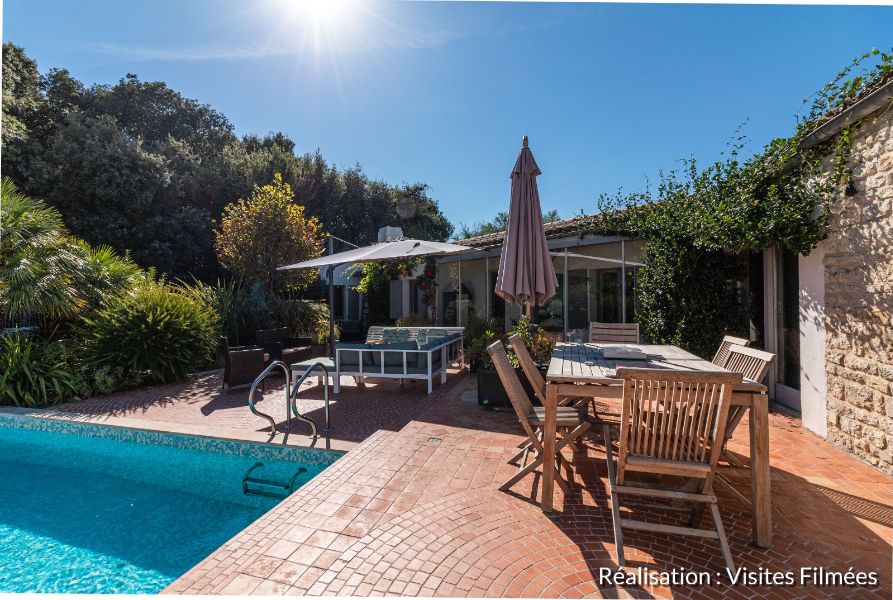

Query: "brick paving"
<box><xmin>52</xmin><ymin>368</ymin><xmax>464</xmax><ymax>448</ymax></box>
<box><xmin>51</xmin><ymin>370</ymin><xmax>892</xmax><ymax>597</ymax></box>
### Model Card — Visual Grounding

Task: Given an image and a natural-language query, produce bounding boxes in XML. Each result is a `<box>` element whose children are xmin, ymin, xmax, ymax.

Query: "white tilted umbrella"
<box><xmin>279</xmin><ymin>236</ymin><xmax>473</xmax><ymax>355</ymax></box>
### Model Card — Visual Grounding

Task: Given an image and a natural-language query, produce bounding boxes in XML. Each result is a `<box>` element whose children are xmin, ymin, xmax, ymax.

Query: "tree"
<box><xmin>1</xmin><ymin>45</ymin><xmax>455</xmax><ymax>281</ymax></box>
<box><xmin>0</xmin><ymin>177</ymin><xmax>141</xmax><ymax>321</ymax></box>
<box><xmin>1</xmin><ymin>43</ymin><xmax>40</xmax><ymax>147</ymax></box>
<box><xmin>36</xmin><ymin>112</ymin><xmax>215</xmax><ymax>277</ymax></box>
<box><xmin>457</xmin><ymin>209</ymin><xmax>560</xmax><ymax>239</ymax></box>
<box><xmin>215</xmin><ymin>173</ymin><xmax>324</xmax><ymax>293</ymax></box>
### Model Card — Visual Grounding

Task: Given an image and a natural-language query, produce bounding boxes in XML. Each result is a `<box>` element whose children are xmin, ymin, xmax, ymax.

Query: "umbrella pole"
<box><xmin>327</xmin><ymin>235</ymin><xmax>336</xmax><ymax>357</ymax></box>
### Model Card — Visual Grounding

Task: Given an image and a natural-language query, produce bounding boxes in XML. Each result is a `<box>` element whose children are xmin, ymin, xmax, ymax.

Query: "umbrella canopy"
<box><xmin>495</xmin><ymin>137</ymin><xmax>558</xmax><ymax>307</ymax></box>
<box><xmin>278</xmin><ymin>237</ymin><xmax>472</xmax><ymax>271</ymax></box>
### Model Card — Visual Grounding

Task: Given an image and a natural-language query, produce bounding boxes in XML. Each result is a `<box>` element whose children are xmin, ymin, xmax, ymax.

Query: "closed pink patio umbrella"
<box><xmin>494</xmin><ymin>136</ymin><xmax>558</xmax><ymax>314</ymax></box>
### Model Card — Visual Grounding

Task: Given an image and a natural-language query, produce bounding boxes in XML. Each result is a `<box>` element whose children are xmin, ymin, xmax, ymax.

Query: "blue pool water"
<box><xmin>0</xmin><ymin>415</ymin><xmax>340</xmax><ymax>593</ymax></box>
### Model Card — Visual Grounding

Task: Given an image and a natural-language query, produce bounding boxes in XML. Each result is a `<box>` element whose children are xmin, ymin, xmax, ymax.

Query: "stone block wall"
<box><xmin>822</xmin><ymin>106</ymin><xmax>893</xmax><ymax>474</ymax></box>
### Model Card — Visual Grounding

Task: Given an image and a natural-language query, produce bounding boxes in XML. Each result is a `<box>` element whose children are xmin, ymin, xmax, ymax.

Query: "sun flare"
<box><xmin>277</xmin><ymin>0</ymin><xmax>355</xmax><ymax>28</ymax></box>
<box><xmin>299</xmin><ymin>0</ymin><xmax>351</xmax><ymax>25</ymax></box>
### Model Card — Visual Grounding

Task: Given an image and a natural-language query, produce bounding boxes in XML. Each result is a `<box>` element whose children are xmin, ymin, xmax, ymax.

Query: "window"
<box><xmin>332</xmin><ymin>285</ymin><xmax>345</xmax><ymax>319</ymax></box>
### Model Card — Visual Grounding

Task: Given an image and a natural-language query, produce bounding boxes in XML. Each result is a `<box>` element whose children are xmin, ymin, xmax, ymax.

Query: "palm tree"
<box><xmin>0</xmin><ymin>178</ymin><xmax>84</xmax><ymax>322</ymax></box>
<box><xmin>0</xmin><ymin>178</ymin><xmax>143</xmax><ymax>324</ymax></box>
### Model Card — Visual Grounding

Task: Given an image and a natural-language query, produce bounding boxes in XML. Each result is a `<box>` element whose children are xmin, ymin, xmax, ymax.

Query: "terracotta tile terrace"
<box><xmin>47</xmin><ymin>371</ymin><xmax>892</xmax><ymax>598</ymax></box>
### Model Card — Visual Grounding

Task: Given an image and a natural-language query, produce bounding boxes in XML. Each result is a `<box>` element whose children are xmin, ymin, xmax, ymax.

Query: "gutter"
<box><xmin>800</xmin><ymin>78</ymin><xmax>893</xmax><ymax>149</ymax></box>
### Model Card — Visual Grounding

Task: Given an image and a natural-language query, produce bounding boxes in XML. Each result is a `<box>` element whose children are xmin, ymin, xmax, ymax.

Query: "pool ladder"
<box><xmin>247</xmin><ymin>360</ymin><xmax>332</xmax><ymax>441</ymax></box>
<box><xmin>242</xmin><ymin>462</ymin><xmax>307</xmax><ymax>499</ymax></box>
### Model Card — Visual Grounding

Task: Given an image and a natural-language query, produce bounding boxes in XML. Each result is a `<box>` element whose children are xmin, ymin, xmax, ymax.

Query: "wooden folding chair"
<box><xmin>487</xmin><ymin>341</ymin><xmax>591</xmax><ymax>495</ymax></box>
<box><xmin>507</xmin><ymin>334</ymin><xmax>575</xmax><ymax>406</ymax></box>
<box><xmin>711</xmin><ymin>335</ymin><xmax>750</xmax><ymax>367</ymax></box>
<box><xmin>589</xmin><ymin>322</ymin><xmax>640</xmax><ymax>344</ymax></box>
<box><xmin>603</xmin><ymin>367</ymin><xmax>742</xmax><ymax>572</ymax></box>
<box><xmin>719</xmin><ymin>344</ymin><xmax>775</xmax><ymax>466</ymax></box>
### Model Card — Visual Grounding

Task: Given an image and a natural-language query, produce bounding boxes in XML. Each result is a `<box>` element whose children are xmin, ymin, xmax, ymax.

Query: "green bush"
<box><xmin>0</xmin><ymin>334</ymin><xmax>80</xmax><ymax>407</ymax></box>
<box><xmin>79</xmin><ymin>282</ymin><xmax>220</xmax><ymax>384</ymax></box>
<box><xmin>271</xmin><ymin>296</ymin><xmax>334</xmax><ymax>344</ymax></box>
<box><xmin>509</xmin><ymin>317</ymin><xmax>555</xmax><ymax>369</ymax></box>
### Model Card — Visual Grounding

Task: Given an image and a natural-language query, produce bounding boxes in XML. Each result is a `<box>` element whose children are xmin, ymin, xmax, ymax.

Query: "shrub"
<box><xmin>79</xmin><ymin>282</ymin><xmax>220</xmax><ymax>384</ymax></box>
<box><xmin>271</xmin><ymin>297</ymin><xmax>335</xmax><ymax>345</ymax></box>
<box><xmin>510</xmin><ymin>317</ymin><xmax>555</xmax><ymax>369</ymax></box>
<box><xmin>0</xmin><ymin>334</ymin><xmax>80</xmax><ymax>407</ymax></box>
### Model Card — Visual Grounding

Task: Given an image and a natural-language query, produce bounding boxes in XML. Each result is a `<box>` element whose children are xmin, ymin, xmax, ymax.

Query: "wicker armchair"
<box><xmin>222</xmin><ymin>337</ymin><xmax>266</xmax><ymax>393</ymax></box>
<box><xmin>255</xmin><ymin>327</ymin><xmax>313</xmax><ymax>365</ymax></box>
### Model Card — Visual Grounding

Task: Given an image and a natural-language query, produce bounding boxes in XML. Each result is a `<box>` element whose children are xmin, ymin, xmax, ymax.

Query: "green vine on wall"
<box><xmin>354</xmin><ymin>257</ymin><xmax>437</xmax><ymax>325</ymax></box>
<box><xmin>583</xmin><ymin>49</ymin><xmax>891</xmax><ymax>357</ymax></box>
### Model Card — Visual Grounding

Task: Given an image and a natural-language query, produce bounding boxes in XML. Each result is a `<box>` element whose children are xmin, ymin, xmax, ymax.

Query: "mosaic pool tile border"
<box><xmin>0</xmin><ymin>412</ymin><xmax>344</xmax><ymax>465</ymax></box>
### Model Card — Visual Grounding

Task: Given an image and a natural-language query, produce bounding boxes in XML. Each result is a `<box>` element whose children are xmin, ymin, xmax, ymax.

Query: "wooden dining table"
<box><xmin>542</xmin><ymin>342</ymin><xmax>772</xmax><ymax>548</ymax></box>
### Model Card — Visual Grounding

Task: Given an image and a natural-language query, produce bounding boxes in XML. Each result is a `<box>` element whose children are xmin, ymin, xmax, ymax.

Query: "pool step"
<box><xmin>242</xmin><ymin>462</ymin><xmax>307</xmax><ymax>500</ymax></box>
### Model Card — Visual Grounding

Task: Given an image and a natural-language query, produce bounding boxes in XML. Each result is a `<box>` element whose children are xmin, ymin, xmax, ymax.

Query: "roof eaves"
<box><xmin>800</xmin><ymin>78</ymin><xmax>893</xmax><ymax>149</ymax></box>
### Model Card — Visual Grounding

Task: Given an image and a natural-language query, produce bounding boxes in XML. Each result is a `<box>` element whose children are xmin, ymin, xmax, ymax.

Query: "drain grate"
<box><xmin>426</xmin><ymin>437</ymin><xmax>442</xmax><ymax>446</ymax></box>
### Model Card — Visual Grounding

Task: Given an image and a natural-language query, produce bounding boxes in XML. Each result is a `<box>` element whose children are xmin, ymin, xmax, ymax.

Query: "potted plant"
<box><xmin>466</xmin><ymin>314</ymin><xmax>550</xmax><ymax>409</ymax></box>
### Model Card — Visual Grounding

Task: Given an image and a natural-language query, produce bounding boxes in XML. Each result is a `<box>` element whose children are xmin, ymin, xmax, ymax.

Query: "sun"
<box><xmin>279</xmin><ymin>0</ymin><xmax>354</xmax><ymax>28</ymax></box>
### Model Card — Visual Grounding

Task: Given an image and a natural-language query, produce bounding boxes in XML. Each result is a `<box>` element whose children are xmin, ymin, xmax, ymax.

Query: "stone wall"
<box><xmin>822</xmin><ymin>105</ymin><xmax>893</xmax><ymax>474</ymax></box>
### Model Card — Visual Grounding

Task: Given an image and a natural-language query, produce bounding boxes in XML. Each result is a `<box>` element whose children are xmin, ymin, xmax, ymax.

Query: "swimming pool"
<box><xmin>0</xmin><ymin>413</ymin><xmax>341</xmax><ymax>593</ymax></box>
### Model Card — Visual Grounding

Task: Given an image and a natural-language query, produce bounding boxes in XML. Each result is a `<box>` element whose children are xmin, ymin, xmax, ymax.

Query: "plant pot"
<box><xmin>309</xmin><ymin>343</ymin><xmax>328</xmax><ymax>358</ymax></box>
<box><xmin>476</xmin><ymin>367</ymin><xmax>538</xmax><ymax>409</ymax></box>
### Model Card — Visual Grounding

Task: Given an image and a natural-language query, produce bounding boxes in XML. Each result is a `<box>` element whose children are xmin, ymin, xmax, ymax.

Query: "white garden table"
<box><xmin>542</xmin><ymin>342</ymin><xmax>772</xmax><ymax>548</ymax></box>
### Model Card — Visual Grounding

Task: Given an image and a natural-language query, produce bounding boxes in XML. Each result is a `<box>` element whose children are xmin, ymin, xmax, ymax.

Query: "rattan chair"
<box><xmin>256</xmin><ymin>327</ymin><xmax>313</xmax><ymax>365</ymax></box>
<box><xmin>222</xmin><ymin>337</ymin><xmax>266</xmax><ymax>393</ymax></box>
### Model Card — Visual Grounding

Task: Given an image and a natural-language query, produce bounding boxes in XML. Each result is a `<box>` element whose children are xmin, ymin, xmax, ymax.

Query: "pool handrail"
<box><xmin>247</xmin><ymin>360</ymin><xmax>290</xmax><ymax>435</ymax></box>
<box><xmin>289</xmin><ymin>361</ymin><xmax>329</xmax><ymax>438</ymax></box>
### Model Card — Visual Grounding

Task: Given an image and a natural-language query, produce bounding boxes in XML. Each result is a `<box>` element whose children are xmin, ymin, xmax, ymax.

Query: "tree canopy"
<box><xmin>214</xmin><ymin>173</ymin><xmax>323</xmax><ymax>293</ymax></box>
<box><xmin>1</xmin><ymin>43</ymin><xmax>454</xmax><ymax>282</ymax></box>
<box><xmin>457</xmin><ymin>208</ymin><xmax>560</xmax><ymax>240</ymax></box>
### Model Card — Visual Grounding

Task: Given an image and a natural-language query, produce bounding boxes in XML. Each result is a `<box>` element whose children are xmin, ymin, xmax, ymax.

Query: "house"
<box><xmin>432</xmin><ymin>221</ymin><xmax>646</xmax><ymax>341</ymax></box>
<box><xmin>384</xmin><ymin>79</ymin><xmax>892</xmax><ymax>473</ymax></box>
<box><xmin>793</xmin><ymin>79</ymin><xmax>893</xmax><ymax>472</ymax></box>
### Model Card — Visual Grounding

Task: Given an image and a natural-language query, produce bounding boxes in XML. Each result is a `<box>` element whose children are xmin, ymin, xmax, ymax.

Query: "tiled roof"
<box><xmin>454</xmin><ymin>214</ymin><xmax>598</xmax><ymax>249</ymax></box>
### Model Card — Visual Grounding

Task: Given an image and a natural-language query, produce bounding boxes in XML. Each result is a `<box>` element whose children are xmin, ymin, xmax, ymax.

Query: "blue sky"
<box><xmin>4</xmin><ymin>1</ymin><xmax>892</xmax><ymax>232</ymax></box>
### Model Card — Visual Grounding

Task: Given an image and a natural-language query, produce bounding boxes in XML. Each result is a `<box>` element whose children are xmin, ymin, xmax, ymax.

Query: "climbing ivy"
<box><xmin>354</xmin><ymin>257</ymin><xmax>436</xmax><ymax>325</ymax></box>
<box><xmin>584</xmin><ymin>49</ymin><xmax>892</xmax><ymax>357</ymax></box>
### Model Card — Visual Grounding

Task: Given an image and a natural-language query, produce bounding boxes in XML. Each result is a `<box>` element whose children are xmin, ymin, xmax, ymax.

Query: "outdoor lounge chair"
<box><xmin>255</xmin><ymin>327</ymin><xmax>313</xmax><ymax>365</ymax></box>
<box><xmin>486</xmin><ymin>340</ymin><xmax>590</xmax><ymax>496</ymax></box>
<box><xmin>711</xmin><ymin>335</ymin><xmax>750</xmax><ymax>367</ymax></box>
<box><xmin>603</xmin><ymin>367</ymin><xmax>742</xmax><ymax>572</ymax></box>
<box><xmin>221</xmin><ymin>337</ymin><xmax>266</xmax><ymax>393</ymax></box>
<box><xmin>334</xmin><ymin>326</ymin><xmax>464</xmax><ymax>394</ymax></box>
<box><xmin>589</xmin><ymin>322</ymin><xmax>640</xmax><ymax>344</ymax></box>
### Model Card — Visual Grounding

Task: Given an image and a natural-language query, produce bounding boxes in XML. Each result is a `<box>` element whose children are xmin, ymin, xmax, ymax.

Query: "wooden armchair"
<box><xmin>589</xmin><ymin>322</ymin><xmax>639</xmax><ymax>344</ymax></box>
<box><xmin>711</xmin><ymin>335</ymin><xmax>750</xmax><ymax>367</ymax></box>
<box><xmin>719</xmin><ymin>344</ymin><xmax>775</xmax><ymax>460</ymax></box>
<box><xmin>603</xmin><ymin>367</ymin><xmax>742</xmax><ymax>572</ymax></box>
